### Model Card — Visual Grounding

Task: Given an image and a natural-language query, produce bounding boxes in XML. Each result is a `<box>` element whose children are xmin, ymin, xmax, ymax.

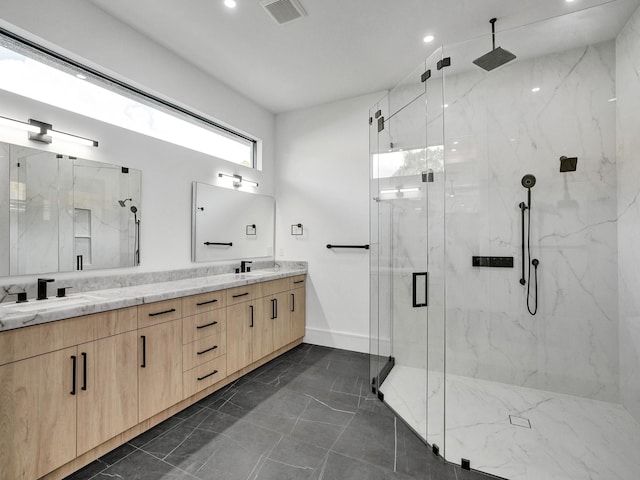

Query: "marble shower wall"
<box><xmin>442</xmin><ymin>41</ymin><xmax>619</xmax><ymax>401</ymax></box>
<box><xmin>616</xmin><ymin>5</ymin><xmax>640</xmax><ymax>423</ymax></box>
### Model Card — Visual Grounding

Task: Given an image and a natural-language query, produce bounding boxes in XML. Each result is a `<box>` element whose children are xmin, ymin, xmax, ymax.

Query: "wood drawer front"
<box><xmin>182</xmin><ymin>291</ymin><xmax>226</xmax><ymax>317</ymax></box>
<box><xmin>225</xmin><ymin>283</ymin><xmax>261</xmax><ymax>306</ymax></box>
<box><xmin>290</xmin><ymin>275</ymin><xmax>307</xmax><ymax>290</ymax></box>
<box><xmin>183</xmin><ymin>309</ymin><xmax>226</xmax><ymax>345</ymax></box>
<box><xmin>183</xmin><ymin>332</ymin><xmax>226</xmax><ymax>371</ymax></box>
<box><xmin>0</xmin><ymin>307</ymin><xmax>137</xmax><ymax>366</ymax></box>
<box><xmin>138</xmin><ymin>299</ymin><xmax>182</xmax><ymax>328</ymax></box>
<box><xmin>261</xmin><ymin>278</ymin><xmax>290</xmax><ymax>297</ymax></box>
<box><xmin>183</xmin><ymin>355</ymin><xmax>227</xmax><ymax>398</ymax></box>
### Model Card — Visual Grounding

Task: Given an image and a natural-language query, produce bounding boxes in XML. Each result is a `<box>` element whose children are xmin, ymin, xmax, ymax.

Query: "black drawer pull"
<box><xmin>232</xmin><ymin>292</ymin><xmax>249</xmax><ymax>298</ymax></box>
<box><xmin>70</xmin><ymin>355</ymin><xmax>77</xmax><ymax>396</ymax></box>
<box><xmin>196</xmin><ymin>321</ymin><xmax>218</xmax><ymax>330</ymax></box>
<box><xmin>81</xmin><ymin>352</ymin><xmax>87</xmax><ymax>391</ymax></box>
<box><xmin>291</xmin><ymin>293</ymin><xmax>295</xmax><ymax>312</ymax></box>
<box><xmin>197</xmin><ymin>345</ymin><xmax>218</xmax><ymax>355</ymax></box>
<box><xmin>197</xmin><ymin>369</ymin><xmax>219</xmax><ymax>381</ymax></box>
<box><xmin>250</xmin><ymin>305</ymin><xmax>254</xmax><ymax>327</ymax></box>
<box><xmin>141</xmin><ymin>335</ymin><xmax>146</xmax><ymax>368</ymax></box>
<box><xmin>196</xmin><ymin>299</ymin><xmax>218</xmax><ymax>306</ymax></box>
<box><xmin>149</xmin><ymin>308</ymin><xmax>176</xmax><ymax>317</ymax></box>
<box><xmin>293</xmin><ymin>280</ymin><xmax>305</xmax><ymax>284</ymax></box>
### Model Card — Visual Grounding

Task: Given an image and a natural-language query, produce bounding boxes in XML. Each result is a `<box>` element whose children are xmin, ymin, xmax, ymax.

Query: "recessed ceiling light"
<box><xmin>76</xmin><ymin>73</ymin><xmax>87</xmax><ymax>80</ymax></box>
<box><xmin>531</xmin><ymin>87</ymin><xmax>541</xmax><ymax>93</ymax></box>
<box><xmin>453</xmin><ymin>141</ymin><xmax>459</xmax><ymax>145</ymax></box>
<box><xmin>451</xmin><ymin>148</ymin><xmax>457</xmax><ymax>152</ymax></box>
<box><xmin>566</xmin><ymin>0</ymin><xmax>576</xmax><ymax>3</ymax></box>
<box><xmin>608</xmin><ymin>97</ymin><xmax>617</xmax><ymax>102</ymax></box>
<box><xmin>224</xmin><ymin>0</ymin><xmax>237</xmax><ymax>8</ymax></box>
<box><xmin>423</xmin><ymin>35</ymin><xmax>435</xmax><ymax>43</ymax></box>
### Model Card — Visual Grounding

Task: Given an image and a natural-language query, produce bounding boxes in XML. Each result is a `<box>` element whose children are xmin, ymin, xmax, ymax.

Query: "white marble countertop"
<box><xmin>0</xmin><ymin>265</ymin><xmax>307</xmax><ymax>332</ymax></box>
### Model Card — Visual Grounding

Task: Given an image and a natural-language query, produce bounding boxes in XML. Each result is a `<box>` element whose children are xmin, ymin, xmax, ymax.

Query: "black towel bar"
<box><xmin>326</xmin><ymin>244</ymin><xmax>370</xmax><ymax>250</ymax></box>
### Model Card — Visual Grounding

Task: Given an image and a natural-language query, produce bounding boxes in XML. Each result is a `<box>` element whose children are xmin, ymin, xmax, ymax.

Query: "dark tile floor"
<box><xmin>64</xmin><ymin>344</ymin><xmax>492</xmax><ymax>480</ymax></box>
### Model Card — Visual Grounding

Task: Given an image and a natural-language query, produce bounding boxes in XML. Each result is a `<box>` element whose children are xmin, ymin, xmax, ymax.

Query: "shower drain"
<box><xmin>509</xmin><ymin>415</ymin><xmax>532</xmax><ymax>428</ymax></box>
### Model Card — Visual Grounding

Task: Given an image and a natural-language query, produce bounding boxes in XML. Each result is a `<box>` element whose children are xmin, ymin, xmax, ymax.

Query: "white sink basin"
<box><xmin>0</xmin><ymin>294</ymin><xmax>105</xmax><ymax>313</ymax></box>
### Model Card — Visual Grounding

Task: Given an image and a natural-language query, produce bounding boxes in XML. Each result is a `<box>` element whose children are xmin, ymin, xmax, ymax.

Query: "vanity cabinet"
<box><xmin>138</xmin><ymin>299</ymin><xmax>183</xmax><ymax>421</ymax></box>
<box><xmin>0</xmin><ymin>307</ymin><xmax>138</xmax><ymax>480</ymax></box>
<box><xmin>76</xmin><ymin>330</ymin><xmax>139</xmax><ymax>455</ymax></box>
<box><xmin>182</xmin><ymin>291</ymin><xmax>227</xmax><ymax>397</ymax></box>
<box><xmin>290</xmin><ymin>276</ymin><xmax>306</xmax><ymax>342</ymax></box>
<box><xmin>0</xmin><ymin>273</ymin><xmax>306</xmax><ymax>480</ymax></box>
<box><xmin>0</xmin><ymin>347</ymin><xmax>77</xmax><ymax>480</ymax></box>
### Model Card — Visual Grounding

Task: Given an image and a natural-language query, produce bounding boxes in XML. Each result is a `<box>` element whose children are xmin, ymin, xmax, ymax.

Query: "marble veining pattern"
<box><xmin>0</xmin><ymin>261</ymin><xmax>307</xmax><ymax>331</ymax></box>
<box><xmin>380</xmin><ymin>365</ymin><xmax>640</xmax><ymax>480</ymax></box>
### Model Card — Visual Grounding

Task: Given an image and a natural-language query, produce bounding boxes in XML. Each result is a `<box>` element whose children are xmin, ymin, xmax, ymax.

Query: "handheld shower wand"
<box><xmin>519</xmin><ymin>174</ymin><xmax>539</xmax><ymax>316</ymax></box>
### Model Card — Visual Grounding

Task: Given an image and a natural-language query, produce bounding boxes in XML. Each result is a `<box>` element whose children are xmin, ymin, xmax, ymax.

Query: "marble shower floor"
<box><xmin>63</xmin><ymin>345</ymin><xmax>490</xmax><ymax>480</ymax></box>
<box><xmin>379</xmin><ymin>365</ymin><xmax>640</xmax><ymax>480</ymax></box>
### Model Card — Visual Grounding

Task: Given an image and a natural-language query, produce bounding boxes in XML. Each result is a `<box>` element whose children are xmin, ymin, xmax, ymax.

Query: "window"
<box><xmin>0</xmin><ymin>33</ymin><xmax>256</xmax><ymax>168</ymax></box>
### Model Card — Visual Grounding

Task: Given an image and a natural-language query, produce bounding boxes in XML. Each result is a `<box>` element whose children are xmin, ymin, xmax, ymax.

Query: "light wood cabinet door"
<box><xmin>227</xmin><ymin>300</ymin><xmax>262</xmax><ymax>374</ymax></box>
<box><xmin>138</xmin><ymin>319</ymin><xmax>183</xmax><ymax>421</ymax></box>
<box><xmin>290</xmin><ymin>287</ymin><xmax>306</xmax><ymax>342</ymax></box>
<box><xmin>270</xmin><ymin>291</ymin><xmax>292</xmax><ymax>351</ymax></box>
<box><xmin>253</xmin><ymin>297</ymin><xmax>276</xmax><ymax>362</ymax></box>
<box><xmin>77</xmin><ymin>331</ymin><xmax>139</xmax><ymax>455</ymax></box>
<box><xmin>0</xmin><ymin>346</ymin><xmax>77</xmax><ymax>480</ymax></box>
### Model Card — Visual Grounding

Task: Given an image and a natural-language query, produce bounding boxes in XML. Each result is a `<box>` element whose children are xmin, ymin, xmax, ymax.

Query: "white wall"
<box><xmin>616</xmin><ymin>5</ymin><xmax>640</xmax><ymax>423</ymax></box>
<box><xmin>275</xmin><ymin>92</ymin><xmax>383</xmax><ymax>353</ymax></box>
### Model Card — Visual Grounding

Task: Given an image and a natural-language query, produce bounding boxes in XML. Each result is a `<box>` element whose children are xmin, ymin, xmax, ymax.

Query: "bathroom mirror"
<box><xmin>0</xmin><ymin>141</ymin><xmax>141</xmax><ymax>276</ymax></box>
<box><xmin>192</xmin><ymin>181</ymin><xmax>274</xmax><ymax>262</ymax></box>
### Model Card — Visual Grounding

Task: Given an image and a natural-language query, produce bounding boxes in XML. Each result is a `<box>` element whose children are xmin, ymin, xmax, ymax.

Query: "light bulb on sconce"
<box><xmin>218</xmin><ymin>172</ymin><xmax>258</xmax><ymax>188</ymax></box>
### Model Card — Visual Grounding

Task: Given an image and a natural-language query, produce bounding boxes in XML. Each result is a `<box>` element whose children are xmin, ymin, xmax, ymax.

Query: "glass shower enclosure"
<box><xmin>370</xmin><ymin>2</ymin><xmax>640</xmax><ymax>479</ymax></box>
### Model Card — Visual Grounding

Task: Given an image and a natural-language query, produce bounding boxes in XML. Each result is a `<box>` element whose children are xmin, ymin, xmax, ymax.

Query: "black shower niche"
<box><xmin>472</xmin><ymin>256</ymin><xmax>514</xmax><ymax>268</ymax></box>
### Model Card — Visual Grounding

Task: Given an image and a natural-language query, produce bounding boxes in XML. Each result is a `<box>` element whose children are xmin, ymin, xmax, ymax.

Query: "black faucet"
<box><xmin>37</xmin><ymin>278</ymin><xmax>55</xmax><ymax>300</ymax></box>
<box><xmin>240</xmin><ymin>260</ymin><xmax>252</xmax><ymax>273</ymax></box>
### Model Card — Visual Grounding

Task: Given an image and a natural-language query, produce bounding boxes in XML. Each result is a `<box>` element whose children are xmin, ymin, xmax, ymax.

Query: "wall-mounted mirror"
<box><xmin>0</xmin><ymin>141</ymin><xmax>141</xmax><ymax>276</ymax></box>
<box><xmin>192</xmin><ymin>181</ymin><xmax>274</xmax><ymax>262</ymax></box>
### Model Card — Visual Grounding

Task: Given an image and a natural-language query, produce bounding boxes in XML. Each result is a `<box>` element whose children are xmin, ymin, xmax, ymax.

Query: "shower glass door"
<box><xmin>370</xmin><ymin>47</ymin><xmax>446</xmax><ymax>452</ymax></box>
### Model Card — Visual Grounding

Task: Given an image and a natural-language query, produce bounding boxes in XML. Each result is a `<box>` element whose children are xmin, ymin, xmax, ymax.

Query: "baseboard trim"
<box><xmin>303</xmin><ymin>327</ymin><xmax>369</xmax><ymax>353</ymax></box>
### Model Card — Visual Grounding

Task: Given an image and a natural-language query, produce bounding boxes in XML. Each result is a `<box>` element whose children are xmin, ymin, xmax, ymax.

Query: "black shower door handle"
<box><xmin>412</xmin><ymin>272</ymin><xmax>428</xmax><ymax>307</ymax></box>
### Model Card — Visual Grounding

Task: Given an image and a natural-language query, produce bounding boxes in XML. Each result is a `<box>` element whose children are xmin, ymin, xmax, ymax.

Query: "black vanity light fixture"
<box><xmin>218</xmin><ymin>172</ymin><xmax>259</xmax><ymax>188</ymax></box>
<box><xmin>0</xmin><ymin>115</ymin><xmax>99</xmax><ymax>147</ymax></box>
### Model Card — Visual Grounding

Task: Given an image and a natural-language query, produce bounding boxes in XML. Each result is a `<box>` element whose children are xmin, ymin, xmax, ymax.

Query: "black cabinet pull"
<box><xmin>196</xmin><ymin>299</ymin><xmax>218</xmax><ymax>306</ymax></box>
<box><xmin>274</xmin><ymin>298</ymin><xmax>278</xmax><ymax>319</ymax></box>
<box><xmin>197</xmin><ymin>345</ymin><xmax>218</xmax><ymax>355</ymax></box>
<box><xmin>196</xmin><ymin>321</ymin><xmax>218</xmax><ymax>330</ymax></box>
<box><xmin>271</xmin><ymin>298</ymin><xmax>276</xmax><ymax>319</ymax></box>
<box><xmin>81</xmin><ymin>352</ymin><xmax>87</xmax><ymax>391</ymax></box>
<box><xmin>141</xmin><ymin>335</ymin><xmax>146</xmax><ymax>368</ymax></box>
<box><xmin>291</xmin><ymin>293</ymin><xmax>295</xmax><ymax>312</ymax></box>
<box><xmin>232</xmin><ymin>292</ymin><xmax>249</xmax><ymax>298</ymax></box>
<box><xmin>293</xmin><ymin>280</ymin><xmax>304</xmax><ymax>284</ymax></box>
<box><xmin>70</xmin><ymin>355</ymin><xmax>77</xmax><ymax>396</ymax></box>
<box><xmin>249</xmin><ymin>305</ymin><xmax>254</xmax><ymax>327</ymax></box>
<box><xmin>197</xmin><ymin>369</ymin><xmax>218</xmax><ymax>381</ymax></box>
<box><xmin>149</xmin><ymin>308</ymin><xmax>176</xmax><ymax>317</ymax></box>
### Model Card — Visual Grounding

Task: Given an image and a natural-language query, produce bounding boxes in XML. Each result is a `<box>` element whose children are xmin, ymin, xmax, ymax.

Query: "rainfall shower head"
<box><xmin>521</xmin><ymin>174</ymin><xmax>536</xmax><ymax>189</ymax></box>
<box><xmin>473</xmin><ymin>18</ymin><xmax>517</xmax><ymax>71</ymax></box>
<box><xmin>118</xmin><ymin>198</ymin><xmax>132</xmax><ymax>207</ymax></box>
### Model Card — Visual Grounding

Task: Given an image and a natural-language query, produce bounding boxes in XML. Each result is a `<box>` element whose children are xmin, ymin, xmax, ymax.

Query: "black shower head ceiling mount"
<box><xmin>473</xmin><ymin>18</ymin><xmax>517</xmax><ymax>71</ymax></box>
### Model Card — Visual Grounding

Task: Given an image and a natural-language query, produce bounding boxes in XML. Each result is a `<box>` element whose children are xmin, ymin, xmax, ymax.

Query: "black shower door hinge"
<box><xmin>437</xmin><ymin>57</ymin><xmax>451</xmax><ymax>70</ymax></box>
<box><xmin>377</xmin><ymin>116</ymin><xmax>385</xmax><ymax>132</ymax></box>
<box><xmin>374</xmin><ymin>110</ymin><xmax>382</xmax><ymax>118</ymax></box>
<box><xmin>369</xmin><ymin>116</ymin><xmax>373</xmax><ymax>125</ymax></box>
<box><xmin>421</xmin><ymin>69</ymin><xmax>432</xmax><ymax>82</ymax></box>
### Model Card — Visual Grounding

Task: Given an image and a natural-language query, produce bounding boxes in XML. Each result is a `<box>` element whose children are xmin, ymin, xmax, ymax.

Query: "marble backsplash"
<box><xmin>0</xmin><ymin>260</ymin><xmax>307</xmax><ymax>303</ymax></box>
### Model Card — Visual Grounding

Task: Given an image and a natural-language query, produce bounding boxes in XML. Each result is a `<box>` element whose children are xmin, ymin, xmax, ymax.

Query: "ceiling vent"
<box><xmin>260</xmin><ymin>0</ymin><xmax>307</xmax><ymax>25</ymax></box>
